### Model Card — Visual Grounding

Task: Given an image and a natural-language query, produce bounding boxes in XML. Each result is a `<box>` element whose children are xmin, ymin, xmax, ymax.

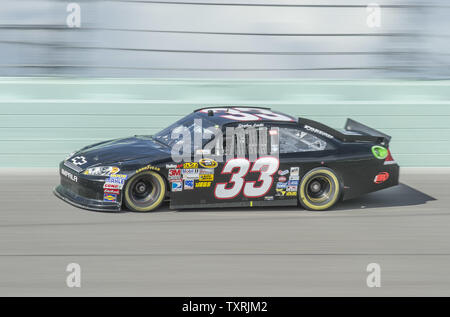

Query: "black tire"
<box><xmin>123</xmin><ymin>171</ymin><xmax>166</xmax><ymax>212</ymax></box>
<box><xmin>298</xmin><ymin>167</ymin><xmax>341</xmax><ymax>211</ymax></box>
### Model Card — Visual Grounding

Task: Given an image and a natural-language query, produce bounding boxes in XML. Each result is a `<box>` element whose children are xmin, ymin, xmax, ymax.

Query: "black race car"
<box><xmin>54</xmin><ymin>107</ymin><xmax>399</xmax><ymax>212</ymax></box>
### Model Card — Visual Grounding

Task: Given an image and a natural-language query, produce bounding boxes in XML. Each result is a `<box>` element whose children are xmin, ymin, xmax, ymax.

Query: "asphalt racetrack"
<box><xmin>0</xmin><ymin>168</ymin><xmax>449</xmax><ymax>296</ymax></box>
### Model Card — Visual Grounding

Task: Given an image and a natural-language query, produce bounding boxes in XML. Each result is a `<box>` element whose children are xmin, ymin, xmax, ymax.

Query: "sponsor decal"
<box><xmin>200</xmin><ymin>174</ymin><xmax>214</xmax><ymax>181</ymax></box>
<box><xmin>275</xmin><ymin>188</ymin><xmax>286</xmax><ymax>196</ymax></box>
<box><xmin>103</xmin><ymin>193</ymin><xmax>117</xmax><ymax>202</ymax></box>
<box><xmin>199</xmin><ymin>158</ymin><xmax>218</xmax><ymax>169</ymax></box>
<box><xmin>184</xmin><ymin>179</ymin><xmax>194</xmax><ymax>190</ymax></box>
<box><xmin>304</xmin><ymin>125</ymin><xmax>334</xmax><ymax>139</ymax></box>
<box><xmin>264</xmin><ymin>196</ymin><xmax>274</xmax><ymax>201</ymax></box>
<box><xmin>237</xmin><ymin>123</ymin><xmax>264</xmax><ymax>128</ymax></box>
<box><xmin>196</xmin><ymin>149</ymin><xmax>211</xmax><ymax>155</ymax></box>
<box><xmin>71</xmin><ymin>156</ymin><xmax>87</xmax><ymax>166</ymax></box>
<box><xmin>183</xmin><ymin>169</ymin><xmax>200</xmax><ymax>179</ymax></box>
<box><xmin>105</xmin><ymin>177</ymin><xmax>126</xmax><ymax>186</ymax></box>
<box><xmin>183</xmin><ymin>162</ymin><xmax>198</xmax><ymax>169</ymax></box>
<box><xmin>289</xmin><ymin>175</ymin><xmax>300</xmax><ymax>181</ymax></box>
<box><xmin>166</xmin><ymin>164</ymin><xmax>177</xmax><ymax>169</ymax></box>
<box><xmin>168</xmin><ymin>169</ymin><xmax>182</xmax><ymax>180</ymax></box>
<box><xmin>104</xmin><ymin>183</ymin><xmax>120</xmax><ymax>189</ymax></box>
<box><xmin>372</xmin><ymin>145</ymin><xmax>389</xmax><ymax>160</ymax></box>
<box><xmin>136</xmin><ymin>164</ymin><xmax>161</xmax><ymax>173</ymax></box>
<box><xmin>287</xmin><ymin>185</ymin><xmax>298</xmax><ymax>192</ymax></box>
<box><xmin>278</xmin><ymin>169</ymin><xmax>289</xmax><ymax>176</ymax></box>
<box><xmin>290</xmin><ymin>167</ymin><xmax>300</xmax><ymax>176</ymax></box>
<box><xmin>61</xmin><ymin>168</ymin><xmax>78</xmax><ymax>182</ymax></box>
<box><xmin>286</xmin><ymin>191</ymin><xmax>297</xmax><ymax>196</ymax></box>
<box><xmin>288</xmin><ymin>180</ymin><xmax>299</xmax><ymax>186</ymax></box>
<box><xmin>374</xmin><ymin>172</ymin><xmax>389</xmax><ymax>184</ymax></box>
<box><xmin>171</xmin><ymin>181</ymin><xmax>183</xmax><ymax>192</ymax></box>
<box><xmin>276</xmin><ymin>182</ymin><xmax>287</xmax><ymax>189</ymax></box>
<box><xmin>104</xmin><ymin>188</ymin><xmax>120</xmax><ymax>195</ymax></box>
<box><xmin>109</xmin><ymin>174</ymin><xmax>127</xmax><ymax>179</ymax></box>
<box><xmin>278</xmin><ymin>176</ymin><xmax>287</xmax><ymax>182</ymax></box>
<box><xmin>195</xmin><ymin>182</ymin><xmax>211</xmax><ymax>188</ymax></box>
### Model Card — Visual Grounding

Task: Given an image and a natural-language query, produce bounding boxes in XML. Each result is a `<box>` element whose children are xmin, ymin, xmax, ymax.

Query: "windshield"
<box><xmin>153</xmin><ymin>113</ymin><xmax>217</xmax><ymax>148</ymax></box>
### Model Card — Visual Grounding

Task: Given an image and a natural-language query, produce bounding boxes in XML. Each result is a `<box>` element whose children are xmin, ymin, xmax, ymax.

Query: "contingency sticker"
<box><xmin>103</xmin><ymin>193</ymin><xmax>117</xmax><ymax>202</ymax></box>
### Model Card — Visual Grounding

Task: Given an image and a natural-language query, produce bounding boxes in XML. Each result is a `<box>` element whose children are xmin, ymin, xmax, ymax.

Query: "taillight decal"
<box><xmin>371</xmin><ymin>145</ymin><xmax>388</xmax><ymax>160</ymax></box>
<box><xmin>374</xmin><ymin>172</ymin><xmax>390</xmax><ymax>184</ymax></box>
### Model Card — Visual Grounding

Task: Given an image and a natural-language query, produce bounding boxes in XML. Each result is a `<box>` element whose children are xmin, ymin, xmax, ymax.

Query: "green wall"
<box><xmin>0</xmin><ymin>78</ymin><xmax>449</xmax><ymax>167</ymax></box>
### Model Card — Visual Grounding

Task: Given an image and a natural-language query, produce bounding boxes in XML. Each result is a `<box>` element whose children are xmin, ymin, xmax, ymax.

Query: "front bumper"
<box><xmin>54</xmin><ymin>185</ymin><xmax>121</xmax><ymax>212</ymax></box>
<box><xmin>54</xmin><ymin>162</ymin><xmax>122</xmax><ymax>212</ymax></box>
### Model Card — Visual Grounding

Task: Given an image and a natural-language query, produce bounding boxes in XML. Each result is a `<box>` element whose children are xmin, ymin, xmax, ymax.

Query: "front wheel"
<box><xmin>123</xmin><ymin>171</ymin><xmax>166</xmax><ymax>212</ymax></box>
<box><xmin>298</xmin><ymin>167</ymin><xmax>341</xmax><ymax>211</ymax></box>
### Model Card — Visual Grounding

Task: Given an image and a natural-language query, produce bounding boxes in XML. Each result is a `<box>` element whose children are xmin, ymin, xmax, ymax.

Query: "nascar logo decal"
<box><xmin>199</xmin><ymin>158</ymin><xmax>218</xmax><ymax>169</ymax></box>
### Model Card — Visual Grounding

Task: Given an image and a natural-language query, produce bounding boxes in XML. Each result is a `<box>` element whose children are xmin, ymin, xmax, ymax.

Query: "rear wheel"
<box><xmin>123</xmin><ymin>171</ymin><xmax>166</xmax><ymax>212</ymax></box>
<box><xmin>299</xmin><ymin>167</ymin><xmax>341</xmax><ymax>211</ymax></box>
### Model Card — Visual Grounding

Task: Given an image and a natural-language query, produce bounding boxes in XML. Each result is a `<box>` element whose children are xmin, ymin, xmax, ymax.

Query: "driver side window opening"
<box><xmin>279</xmin><ymin>127</ymin><xmax>328</xmax><ymax>153</ymax></box>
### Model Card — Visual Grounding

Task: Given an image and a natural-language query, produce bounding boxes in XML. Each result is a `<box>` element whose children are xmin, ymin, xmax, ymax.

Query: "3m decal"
<box><xmin>168</xmin><ymin>169</ymin><xmax>182</xmax><ymax>180</ymax></box>
<box><xmin>171</xmin><ymin>181</ymin><xmax>183</xmax><ymax>192</ymax></box>
<box><xmin>103</xmin><ymin>193</ymin><xmax>117</xmax><ymax>202</ymax></box>
<box><xmin>372</xmin><ymin>146</ymin><xmax>389</xmax><ymax>160</ymax></box>
<box><xmin>214</xmin><ymin>157</ymin><xmax>279</xmax><ymax>199</ymax></box>
<box><xmin>184</xmin><ymin>179</ymin><xmax>194</xmax><ymax>190</ymax></box>
<box><xmin>199</xmin><ymin>158</ymin><xmax>218</xmax><ymax>169</ymax></box>
<box><xmin>71</xmin><ymin>156</ymin><xmax>87</xmax><ymax>166</ymax></box>
<box><xmin>183</xmin><ymin>162</ymin><xmax>198</xmax><ymax>169</ymax></box>
<box><xmin>374</xmin><ymin>172</ymin><xmax>390</xmax><ymax>184</ymax></box>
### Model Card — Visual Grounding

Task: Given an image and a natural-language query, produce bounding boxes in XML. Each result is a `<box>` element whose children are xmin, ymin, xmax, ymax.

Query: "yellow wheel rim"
<box><xmin>300</xmin><ymin>169</ymin><xmax>340</xmax><ymax>211</ymax></box>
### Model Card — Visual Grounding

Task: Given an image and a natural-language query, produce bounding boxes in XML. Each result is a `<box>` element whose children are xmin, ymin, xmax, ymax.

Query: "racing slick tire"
<box><xmin>123</xmin><ymin>171</ymin><xmax>166</xmax><ymax>212</ymax></box>
<box><xmin>298</xmin><ymin>167</ymin><xmax>341</xmax><ymax>211</ymax></box>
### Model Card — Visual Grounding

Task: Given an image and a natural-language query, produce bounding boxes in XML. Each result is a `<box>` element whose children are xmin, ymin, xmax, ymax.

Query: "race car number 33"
<box><xmin>214</xmin><ymin>157</ymin><xmax>279</xmax><ymax>199</ymax></box>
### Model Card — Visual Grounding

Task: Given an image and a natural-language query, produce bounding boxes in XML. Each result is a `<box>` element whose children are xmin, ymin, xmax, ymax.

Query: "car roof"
<box><xmin>193</xmin><ymin>106</ymin><xmax>297</xmax><ymax>126</ymax></box>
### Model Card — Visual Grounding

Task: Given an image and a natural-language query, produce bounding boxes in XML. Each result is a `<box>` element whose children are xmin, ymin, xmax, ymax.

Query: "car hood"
<box><xmin>67</xmin><ymin>136</ymin><xmax>170</xmax><ymax>168</ymax></box>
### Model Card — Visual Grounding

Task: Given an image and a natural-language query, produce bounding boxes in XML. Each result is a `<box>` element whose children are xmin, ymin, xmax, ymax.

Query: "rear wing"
<box><xmin>298</xmin><ymin>118</ymin><xmax>391</xmax><ymax>146</ymax></box>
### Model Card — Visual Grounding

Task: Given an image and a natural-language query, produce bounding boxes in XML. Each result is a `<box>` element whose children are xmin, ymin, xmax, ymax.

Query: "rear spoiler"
<box><xmin>298</xmin><ymin>118</ymin><xmax>391</xmax><ymax>146</ymax></box>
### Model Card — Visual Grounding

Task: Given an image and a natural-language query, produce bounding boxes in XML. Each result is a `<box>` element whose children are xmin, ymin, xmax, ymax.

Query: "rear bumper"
<box><xmin>54</xmin><ymin>184</ymin><xmax>121</xmax><ymax>212</ymax></box>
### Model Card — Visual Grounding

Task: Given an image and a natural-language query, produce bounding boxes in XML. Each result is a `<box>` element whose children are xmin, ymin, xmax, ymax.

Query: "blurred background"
<box><xmin>0</xmin><ymin>0</ymin><xmax>449</xmax><ymax>167</ymax></box>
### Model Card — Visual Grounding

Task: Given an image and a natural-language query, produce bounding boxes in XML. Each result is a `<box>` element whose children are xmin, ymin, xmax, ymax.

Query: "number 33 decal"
<box><xmin>214</xmin><ymin>157</ymin><xmax>279</xmax><ymax>199</ymax></box>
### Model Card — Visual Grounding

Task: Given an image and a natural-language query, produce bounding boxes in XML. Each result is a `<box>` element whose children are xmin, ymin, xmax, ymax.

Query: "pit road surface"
<box><xmin>0</xmin><ymin>169</ymin><xmax>448</xmax><ymax>296</ymax></box>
